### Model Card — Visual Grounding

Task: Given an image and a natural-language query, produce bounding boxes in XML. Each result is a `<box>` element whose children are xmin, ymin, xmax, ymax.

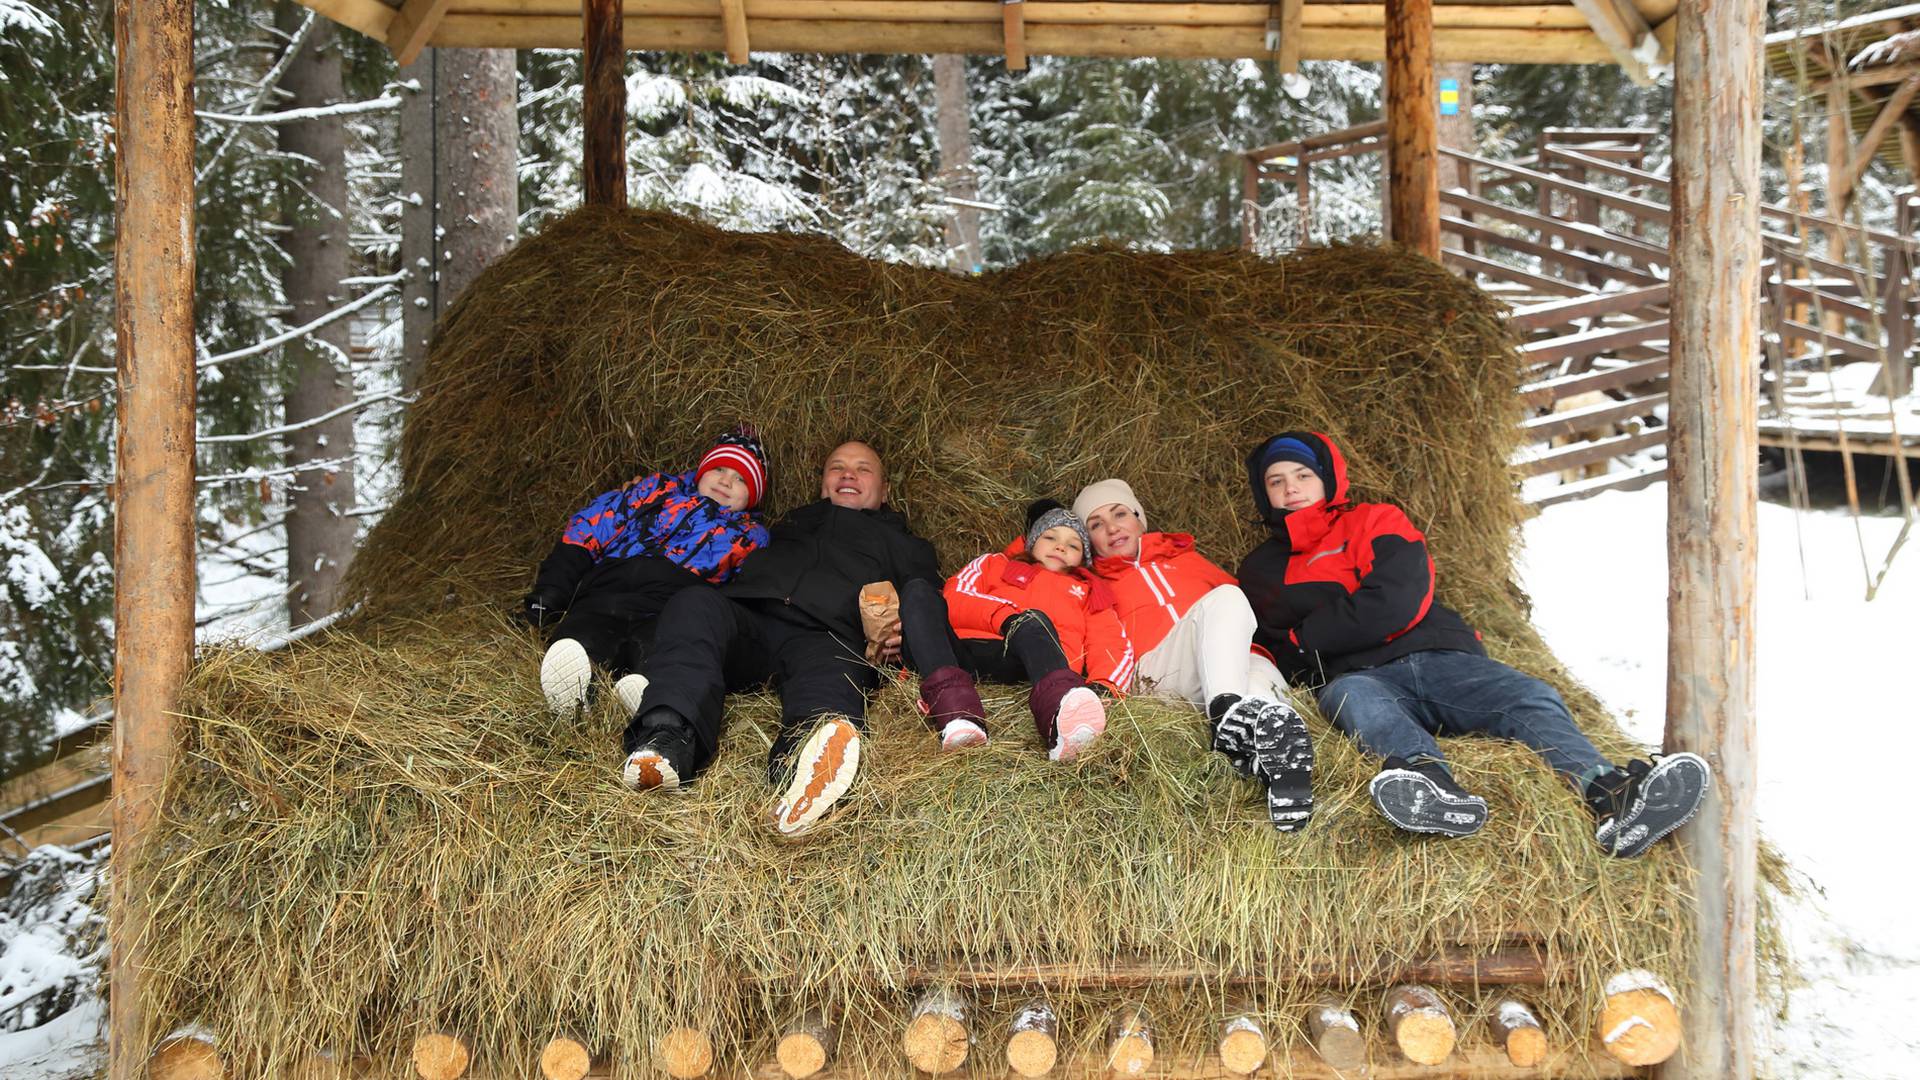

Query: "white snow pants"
<box><xmin>1135</xmin><ymin>585</ymin><xmax>1289</xmax><ymax>707</ymax></box>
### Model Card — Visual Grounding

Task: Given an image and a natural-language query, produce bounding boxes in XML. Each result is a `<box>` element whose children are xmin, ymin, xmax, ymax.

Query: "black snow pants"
<box><xmin>634</xmin><ymin>586</ymin><xmax>879</xmax><ymax>780</ymax></box>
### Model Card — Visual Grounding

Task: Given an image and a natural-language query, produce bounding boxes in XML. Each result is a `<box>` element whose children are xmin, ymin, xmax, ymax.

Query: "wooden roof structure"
<box><xmin>304</xmin><ymin>0</ymin><xmax>1679</xmax><ymax>77</ymax></box>
<box><xmin>1768</xmin><ymin>4</ymin><xmax>1920</xmax><ymax>176</ymax></box>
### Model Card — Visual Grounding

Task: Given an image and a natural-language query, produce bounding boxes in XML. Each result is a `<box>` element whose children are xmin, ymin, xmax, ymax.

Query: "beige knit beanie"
<box><xmin>1072</xmin><ymin>478</ymin><xmax>1145</xmax><ymax>527</ymax></box>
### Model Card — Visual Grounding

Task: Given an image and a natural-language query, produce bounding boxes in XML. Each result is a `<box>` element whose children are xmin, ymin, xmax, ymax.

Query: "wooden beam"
<box><xmin>388</xmin><ymin>0</ymin><xmax>454</xmax><ymax>65</ymax></box>
<box><xmin>1003</xmin><ymin>0</ymin><xmax>1027</xmax><ymax>71</ymax></box>
<box><xmin>1568</xmin><ymin>0</ymin><xmax>1661</xmax><ymax>85</ymax></box>
<box><xmin>110</xmin><ymin>2</ymin><xmax>196</xmax><ymax>1080</ymax></box>
<box><xmin>1842</xmin><ymin>75</ymin><xmax>1920</xmax><ymax>196</ymax></box>
<box><xmin>1386</xmin><ymin>0</ymin><xmax>1439</xmax><ymax>258</ymax></box>
<box><xmin>425</xmin><ymin>15</ymin><xmax>1617</xmax><ymax>64</ymax></box>
<box><xmin>1277</xmin><ymin>0</ymin><xmax>1304</xmax><ymax>74</ymax></box>
<box><xmin>1509</xmin><ymin>283</ymin><xmax>1670</xmax><ymax>329</ymax></box>
<box><xmin>1666</xmin><ymin>0</ymin><xmax>1760</xmax><ymax>1074</ymax></box>
<box><xmin>583</xmin><ymin>0</ymin><xmax>626</xmax><ymax>206</ymax></box>
<box><xmin>298</xmin><ymin>0</ymin><xmax>397</xmax><ymax>41</ymax></box>
<box><xmin>721</xmin><ymin>0</ymin><xmax>750</xmax><ymax>62</ymax></box>
<box><xmin>1816</xmin><ymin>57</ymin><xmax>1920</xmax><ymax>91</ymax></box>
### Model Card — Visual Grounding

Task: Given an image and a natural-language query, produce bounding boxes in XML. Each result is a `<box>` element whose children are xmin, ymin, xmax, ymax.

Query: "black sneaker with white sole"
<box><xmin>620</xmin><ymin>710</ymin><xmax>699</xmax><ymax>792</ymax></box>
<box><xmin>1586</xmin><ymin>752</ymin><xmax>1712</xmax><ymax>859</ymax></box>
<box><xmin>1369</xmin><ymin>756</ymin><xmax>1488</xmax><ymax>838</ymax></box>
<box><xmin>1207</xmin><ymin>693</ymin><xmax>1257</xmax><ymax>778</ymax></box>
<box><xmin>1243</xmin><ymin>697</ymin><xmax>1315</xmax><ymax>833</ymax></box>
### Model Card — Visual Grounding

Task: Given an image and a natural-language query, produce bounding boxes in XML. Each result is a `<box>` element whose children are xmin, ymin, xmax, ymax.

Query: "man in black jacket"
<box><xmin>1238</xmin><ymin>431</ymin><xmax>1711</xmax><ymax>859</ymax></box>
<box><xmin>621</xmin><ymin>440</ymin><xmax>942</xmax><ymax>837</ymax></box>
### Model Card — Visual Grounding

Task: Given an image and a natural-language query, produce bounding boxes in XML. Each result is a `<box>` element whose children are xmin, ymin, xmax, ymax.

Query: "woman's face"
<box><xmin>1031</xmin><ymin>525</ymin><xmax>1086</xmax><ymax>573</ymax></box>
<box><xmin>1084</xmin><ymin>503</ymin><xmax>1144</xmax><ymax>560</ymax></box>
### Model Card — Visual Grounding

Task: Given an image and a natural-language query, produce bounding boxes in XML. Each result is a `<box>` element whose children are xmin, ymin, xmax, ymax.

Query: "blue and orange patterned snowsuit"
<box><xmin>528</xmin><ymin>469</ymin><xmax>770</xmax><ymax>677</ymax></box>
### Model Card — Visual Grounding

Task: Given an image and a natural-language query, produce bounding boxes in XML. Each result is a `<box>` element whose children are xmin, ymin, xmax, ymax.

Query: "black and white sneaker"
<box><xmin>621</xmin><ymin>711</ymin><xmax>698</xmax><ymax>792</ymax></box>
<box><xmin>1243</xmin><ymin>696</ymin><xmax>1315</xmax><ymax>833</ymax></box>
<box><xmin>1587</xmin><ymin>753</ymin><xmax>1712</xmax><ymax>859</ymax></box>
<box><xmin>540</xmin><ymin>637</ymin><xmax>594</xmax><ymax>719</ymax></box>
<box><xmin>1208</xmin><ymin>694</ymin><xmax>1258</xmax><ymax>778</ymax></box>
<box><xmin>1369</xmin><ymin>756</ymin><xmax>1488</xmax><ymax>838</ymax></box>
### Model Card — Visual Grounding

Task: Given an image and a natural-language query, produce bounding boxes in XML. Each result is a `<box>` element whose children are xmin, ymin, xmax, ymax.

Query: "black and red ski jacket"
<box><xmin>1236</xmin><ymin>431</ymin><xmax>1483</xmax><ymax>688</ymax></box>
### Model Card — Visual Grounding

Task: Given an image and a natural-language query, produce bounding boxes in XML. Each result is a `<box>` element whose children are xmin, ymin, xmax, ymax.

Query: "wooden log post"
<box><xmin>1215</xmin><ymin>1013</ymin><xmax>1268</xmax><ymax>1075</ymax></box>
<box><xmin>1305</xmin><ymin>999</ymin><xmax>1365</xmax><ymax>1069</ymax></box>
<box><xmin>1005</xmin><ymin>1001</ymin><xmax>1058</xmax><ymax>1078</ymax></box>
<box><xmin>148</xmin><ymin>1033</ymin><xmax>223</xmax><ymax>1080</ymax></box>
<box><xmin>1601</xmin><ymin>969</ymin><xmax>1682</xmax><ymax>1067</ymax></box>
<box><xmin>1664</xmin><ymin>0</ymin><xmax>1761</xmax><ymax>1075</ymax></box>
<box><xmin>1382</xmin><ymin>985</ymin><xmax>1455</xmax><ymax>1066</ymax></box>
<box><xmin>1491</xmin><ymin>999</ymin><xmax>1548</xmax><ymax>1069</ymax></box>
<box><xmin>412</xmin><ymin>1032</ymin><xmax>472</xmax><ymax>1080</ymax></box>
<box><xmin>540</xmin><ymin>1035</ymin><xmax>594</xmax><ymax>1080</ymax></box>
<box><xmin>903</xmin><ymin>991</ymin><xmax>969</xmax><ymax>1075</ymax></box>
<box><xmin>581</xmin><ymin>0</ymin><xmax>626</xmax><ymax>207</ymax></box>
<box><xmin>110</xmin><ymin>2</ymin><xmax>197</xmax><ymax>1080</ymax></box>
<box><xmin>1385</xmin><ymin>0</ymin><xmax>1440</xmax><ymax>259</ymax></box>
<box><xmin>776</xmin><ymin>1010</ymin><xmax>837</xmax><ymax>1080</ymax></box>
<box><xmin>1105</xmin><ymin>1006</ymin><xmax>1154</xmax><ymax>1077</ymax></box>
<box><xmin>659</xmin><ymin>1026</ymin><xmax>716</xmax><ymax>1079</ymax></box>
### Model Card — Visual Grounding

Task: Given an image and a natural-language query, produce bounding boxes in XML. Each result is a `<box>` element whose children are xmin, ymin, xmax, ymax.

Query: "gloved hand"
<box><xmin>521</xmin><ymin>585</ymin><xmax>568</xmax><ymax>629</ymax></box>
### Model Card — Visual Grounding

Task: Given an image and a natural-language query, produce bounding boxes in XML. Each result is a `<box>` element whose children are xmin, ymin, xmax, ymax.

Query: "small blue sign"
<box><xmin>1439</xmin><ymin>77</ymin><xmax>1460</xmax><ymax>116</ymax></box>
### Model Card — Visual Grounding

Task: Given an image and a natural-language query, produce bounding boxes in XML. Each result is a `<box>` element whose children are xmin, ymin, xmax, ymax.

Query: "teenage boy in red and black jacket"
<box><xmin>1237</xmin><ymin>431</ymin><xmax>1712</xmax><ymax>858</ymax></box>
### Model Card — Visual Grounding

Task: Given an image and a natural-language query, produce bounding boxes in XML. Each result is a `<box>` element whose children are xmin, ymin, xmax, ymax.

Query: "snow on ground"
<box><xmin>1520</xmin><ymin>482</ymin><xmax>1919</xmax><ymax>1079</ymax></box>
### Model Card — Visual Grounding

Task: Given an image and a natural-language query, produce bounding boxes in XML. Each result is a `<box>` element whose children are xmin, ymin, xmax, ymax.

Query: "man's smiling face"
<box><xmin>820</xmin><ymin>441</ymin><xmax>888</xmax><ymax>510</ymax></box>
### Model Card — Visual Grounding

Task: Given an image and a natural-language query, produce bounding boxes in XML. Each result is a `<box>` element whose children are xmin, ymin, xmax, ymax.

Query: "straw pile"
<box><xmin>138</xmin><ymin>208</ymin><xmax>1699</xmax><ymax>1078</ymax></box>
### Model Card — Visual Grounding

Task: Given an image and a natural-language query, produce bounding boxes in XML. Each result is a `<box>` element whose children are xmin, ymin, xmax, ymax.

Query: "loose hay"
<box><xmin>138</xmin><ymin>208</ymin><xmax>1703</xmax><ymax>1077</ymax></box>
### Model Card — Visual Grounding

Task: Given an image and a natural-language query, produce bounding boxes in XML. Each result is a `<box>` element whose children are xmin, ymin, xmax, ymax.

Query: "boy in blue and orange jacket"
<box><xmin>523</xmin><ymin>428</ymin><xmax>771</xmax><ymax>718</ymax></box>
<box><xmin>1237</xmin><ymin>430</ymin><xmax>1711</xmax><ymax>858</ymax></box>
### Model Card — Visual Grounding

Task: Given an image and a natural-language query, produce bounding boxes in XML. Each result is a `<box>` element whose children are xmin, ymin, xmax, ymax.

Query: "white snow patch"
<box><xmin>1603</xmin><ymin>968</ymin><xmax>1674</xmax><ymax>1000</ymax></box>
<box><xmin>1603</xmin><ymin>1015</ymin><xmax>1653</xmax><ymax>1045</ymax></box>
<box><xmin>0</xmin><ymin>1</ymin><xmax>56</xmax><ymax>37</ymax></box>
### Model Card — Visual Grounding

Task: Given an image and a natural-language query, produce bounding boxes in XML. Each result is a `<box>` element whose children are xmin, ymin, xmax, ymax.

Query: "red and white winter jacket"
<box><xmin>944</xmin><ymin>539</ymin><xmax>1136</xmax><ymax>694</ymax></box>
<box><xmin>1088</xmin><ymin>532</ymin><xmax>1240</xmax><ymax>656</ymax></box>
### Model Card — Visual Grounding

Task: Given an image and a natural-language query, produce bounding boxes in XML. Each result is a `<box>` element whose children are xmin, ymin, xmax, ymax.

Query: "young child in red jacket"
<box><xmin>897</xmin><ymin>501</ymin><xmax>1124</xmax><ymax>761</ymax></box>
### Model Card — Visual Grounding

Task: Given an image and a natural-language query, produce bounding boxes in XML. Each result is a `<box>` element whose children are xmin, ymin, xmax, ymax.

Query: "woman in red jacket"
<box><xmin>897</xmin><ymin>501</ymin><xmax>1123</xmax><ymax>761</ymax></box>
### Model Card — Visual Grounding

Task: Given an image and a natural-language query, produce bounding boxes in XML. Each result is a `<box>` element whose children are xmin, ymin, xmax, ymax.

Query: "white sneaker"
<box><xmin>771</xmin><ymin>717</ymin><xmax>862</xmax><ymax>838</ymax></box>
<box><xmin>614</xmin><ymin>672</ymin><xmax>649</xmax><ymax>716</ymax></box>
<box><xmin>622</xmin><ymin>748</ymin><xmax>681</xmax><ymax>791</ymax></box>
<box><xmin>540</xmin><ymin>638</ymin><xmax>593</xmax><ymax>718</ymax></box>
<box><xmin>940</xmin><ymin>718</ymin><xmax>988</xmax><ymax>750</ymax></box>
<box><xmin>1048</xmin><ymin>687</ymin><xmax>1106</xmax><ymax>763</ymax></box>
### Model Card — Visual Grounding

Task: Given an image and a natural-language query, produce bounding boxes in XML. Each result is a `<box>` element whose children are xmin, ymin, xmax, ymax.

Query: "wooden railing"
<box><xmin>1239</xmin><ymin>124</ymin><xmax>1920</xmax><ymax>502</ymax></box>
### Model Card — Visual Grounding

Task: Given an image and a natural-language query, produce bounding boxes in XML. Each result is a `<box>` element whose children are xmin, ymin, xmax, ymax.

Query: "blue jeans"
<box><xmin>1315</xmin><ymin>650</ymin><xmax>1609</xmax><ymax>782</ymax></box>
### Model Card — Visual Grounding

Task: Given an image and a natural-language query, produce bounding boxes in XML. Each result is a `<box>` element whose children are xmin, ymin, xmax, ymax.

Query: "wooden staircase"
<box><xmin>1241</xmin><ymin>125</ymin><xmax>1920</xmax><ymax>505</ymax></box>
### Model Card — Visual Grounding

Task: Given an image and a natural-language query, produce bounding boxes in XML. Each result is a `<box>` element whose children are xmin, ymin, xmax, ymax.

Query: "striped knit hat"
<box><xmin>697</xmin><ymin>426</ymin><xmax>769</xmax><ymax>509</ymax></box>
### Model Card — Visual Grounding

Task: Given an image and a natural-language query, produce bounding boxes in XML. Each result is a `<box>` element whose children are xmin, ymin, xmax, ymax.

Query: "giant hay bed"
<box><xmin>139</xmin><ymin>209</ymin><xmax>1700</xmax><ymax>1079</ymax></box>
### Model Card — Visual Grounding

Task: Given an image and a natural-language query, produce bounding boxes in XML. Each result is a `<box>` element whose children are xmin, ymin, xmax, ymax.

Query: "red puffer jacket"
<box><xmin>1088</xmin><ymin>532</ymin><xmax>1239</xmax><ymax>656</ymax></box>
<box><xmin>944</xmin><ymin>539</ymin><xmax>1135</xmax><ymax>693</ymax></box>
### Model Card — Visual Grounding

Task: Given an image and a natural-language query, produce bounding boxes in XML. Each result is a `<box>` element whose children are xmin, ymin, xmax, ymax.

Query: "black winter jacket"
<box><xmin>1237</xmin><ymin>431</ymin><xmax>1483</xmax><ymax>688</ymax></box>
<box><xmin>721</xmin><ymin>499</ymin><xmax>942</xmax><ymax>640</ymax></box>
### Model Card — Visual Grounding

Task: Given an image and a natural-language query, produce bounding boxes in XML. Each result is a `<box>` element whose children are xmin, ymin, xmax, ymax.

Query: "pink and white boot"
<box><xmin>1031</xmin><ymin>669</ymin><xmax>1106</xmax><ymax>762</ymax></box>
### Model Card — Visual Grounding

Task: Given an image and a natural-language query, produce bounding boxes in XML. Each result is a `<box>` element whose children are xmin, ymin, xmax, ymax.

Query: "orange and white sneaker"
<box><xmin>1048</xmin><ymin>687</ymin><xmax>1107</xmax><ymax>763</ymax></box>
<box><xmin>622</xmin><ymin>747</ymin><xmax>682</xmax><ymax>791</ymax></box>
<box><xmin>771</xmin><ymin>716</ymin><xmax>862</xmax><ymax>838</ymax></box>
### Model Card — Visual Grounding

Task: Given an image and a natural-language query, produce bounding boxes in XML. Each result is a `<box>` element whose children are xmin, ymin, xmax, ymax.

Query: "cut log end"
<box><xmin>149</xmin><ymin>1036</ymin><xmax>224</xmax><ymax>1080</ymax></box>
<box><xmin>1107</xmin><ymin>1007</ymin><xmax>1154</xmax><ymax>1077</ymax></box>
<box><xmin>904</xmin><ymin>994</ymin><xmax>969</xmax><ymax>1075</ymax></box>
<box><xmin>1217</xmin><ymin>1017</ymin><xmax>1268</xmax><ymax>1075</ymax></box>
<box><xmin>412</xmin><ymin>1033</ymin><xmax>472</xmax><ymax>1080</ymax></box>
<box><xmin>540</xmin><ymin>1036</ymin><xmax>593</xmax><ymax>1080</ymax></box>
<box><xmin>659</xmin><ymin>1026</ymin><xmax>715</xmax><ymax>1080</ymax></box>
<box><xmin>1599</xmin><ymin>981</ymin><xmax>1682</xmax><ymax>1066</ymax></box>
<box><xmin>1384</xmin><ymin>985</ymin><xmax>1456</xmax><ymax>1067</ymax></box>
<box><xmin>1306</xmin><ymin>1000</ymin><xmax>1366</xmax><ymax>1069</ymax></box>
<box><xmin>776</xmin><ymin>1031</ymin><xmax>831</xmax><ymax>1079</ymax></box>
<box><xmin>1006</xmin><ymin>1029</ymin><xmax>1058</xmax><ymax>1077</ymax></box>
<box><xmin>1493</xmin><ymin>999</ymin><xmax>1548</xmax><ymax>1069</ymax></box>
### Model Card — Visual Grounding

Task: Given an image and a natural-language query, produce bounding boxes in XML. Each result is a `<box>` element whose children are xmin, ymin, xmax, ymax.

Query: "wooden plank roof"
<box><xmin>300</xmin><ymin>0</ymin><xmax>1676</xmax><ymax>67</ymax></box>
<box><xmin>1767</xmin><ymin>5</ymin><xmax>1920</xmax><ymax>174</ymax></box>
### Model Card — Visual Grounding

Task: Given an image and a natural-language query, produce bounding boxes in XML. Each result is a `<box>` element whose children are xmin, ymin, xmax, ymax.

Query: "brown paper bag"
<box><xmin>859</xmin><ymin>580</ymin><xmax>901</xmax><ymax>664</ymax></box>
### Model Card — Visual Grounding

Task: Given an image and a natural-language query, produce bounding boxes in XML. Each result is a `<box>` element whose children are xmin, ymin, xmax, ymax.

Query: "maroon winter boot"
<box><xmin>917</xmin><ymin>665</ymin><xmax>987</xmax><ymax>746</ymax></box>
<box><xmin>1028</xmin><ymin>668</ymin><xmax>1088</xmax><ymax>748</ymax></box>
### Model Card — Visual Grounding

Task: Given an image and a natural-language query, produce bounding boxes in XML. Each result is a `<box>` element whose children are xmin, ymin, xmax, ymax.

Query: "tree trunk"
<box><xmin>933</xmin><ymin>55</ymin><xmax>981</xmax><ymax>274</ymax></box>
<box><xmin>1385</xmin><ymin>0</ymin><xmax>1439</xmax><ymax>259</ymax></box>
<box><xmin>1435</xmin><ymin>62</ymin><xmax>1475</xmax><ymax>254</ymax></box>
<box><xmin>277</xmin><ymin>2</ymin><xmax>357</xmax><ymax>626</ymax></box>
<box><xmin>398</xmin><ymin>47</ymin><xmax>519</xmax><ymax>392</ymax></box>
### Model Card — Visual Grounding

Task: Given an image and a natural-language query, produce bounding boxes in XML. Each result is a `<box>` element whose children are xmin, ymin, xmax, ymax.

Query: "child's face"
<box><xmin>1263</xmin><ymin>460</ymin><xmax>1325</xmax><ymax>512</ymax></box>
<box><xmin>1085</xmin><ymin>503</ymin><xmax>1143</xmax><ymax>560</ymax></box>
<box><xmin>698</xmin><ymin>466</ymin><xmax>751</xmax><ymax>511</ymax></box>
<box><xmin>1031</xmin><ymin>525</ymin><xmax>1086</xmax><ymax>573</ymax></box>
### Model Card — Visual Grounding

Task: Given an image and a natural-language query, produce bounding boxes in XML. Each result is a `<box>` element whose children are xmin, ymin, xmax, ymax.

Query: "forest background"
<box><xmin>0</xmin><ymin>0</ymin><xmax>1906</xmax><ymax>772</ymax></box>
